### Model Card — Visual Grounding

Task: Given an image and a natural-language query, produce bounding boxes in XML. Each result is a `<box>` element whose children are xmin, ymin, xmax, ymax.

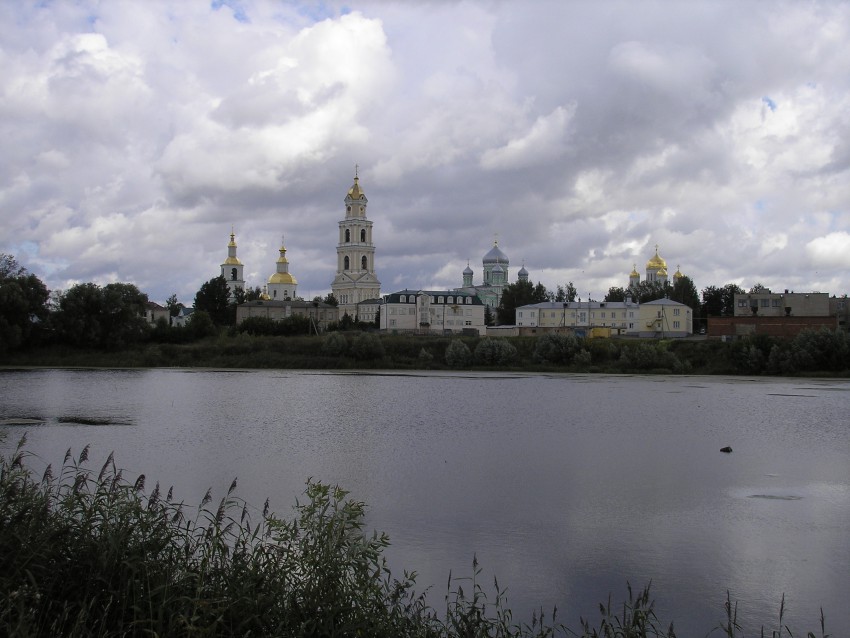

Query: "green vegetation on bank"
<box><xmin>0</xmin><ymin>437</ymin><xmax>832</xmax><ymax>637</ymax></box>
<box><xmin>4</xmin><ymin>328</ymin><xmax>850</xmax><ymax>377</ymax></box>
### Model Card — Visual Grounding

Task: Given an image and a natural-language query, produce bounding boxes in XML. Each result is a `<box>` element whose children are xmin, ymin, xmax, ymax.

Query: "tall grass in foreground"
<box><xmin>0</xmin><ymin>436</ymin><xmax>831</xmax><ymax>638</ymax></box>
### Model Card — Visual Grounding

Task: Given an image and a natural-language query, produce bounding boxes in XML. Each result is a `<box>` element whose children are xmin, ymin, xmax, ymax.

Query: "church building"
<box><xmin>331</xmin><ymin>173</ymin><xmax>381</xmax><ymax>319</ymax></box>
<box><xmin>267</xmin><ymin>236</ymin><xmax>298</xmax><ymax>300</ymax></box>
<box><xmin>628</xmin><ymin>245</ymin><xmax>684</xmax><ymax>288</ymax></box>
<box><xmin>220</xmin><ymin>230</ymin><xmax>245</xmax><ymax>298</ymax></box>
<box><xmin>456</xmin><ymin>240</ymin><xmax>527</xmax><ymax>311</ymax></box>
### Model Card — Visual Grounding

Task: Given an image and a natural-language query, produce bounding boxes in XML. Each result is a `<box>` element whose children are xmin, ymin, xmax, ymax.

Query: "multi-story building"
<box><xmin>733</xmin><ymin>291</ymin><xmax>830</xmax><ymax>317</ymax></box>
<box><xmin>380</xmin><ymin>289</ymin><xmax>485</xmax><ymax>335</ymax></box>
<box><xmin>637</xmin><ymin>298</ymin><xmax>693</xmax><ymax>338</ymax></box>
<box><xmin>515</xmin><ymin>299</ymin><xmax>640</xmax><ymax>335</ymax></box>
<box><xmin>515</xmin><ymin>297</ymin><xmax>692</xmax><ymax>338</ymax></box>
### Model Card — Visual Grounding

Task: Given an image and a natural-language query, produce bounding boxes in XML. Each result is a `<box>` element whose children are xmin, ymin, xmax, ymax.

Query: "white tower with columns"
<box><xmin>331</xmin><ymin>170</ymin><xmax>381</xmax><ymax>319</ymax></box>
<box><xmin>220</xmin><ymin>230</ymin><xmax>245</xmax><ymax>298</ymax></box>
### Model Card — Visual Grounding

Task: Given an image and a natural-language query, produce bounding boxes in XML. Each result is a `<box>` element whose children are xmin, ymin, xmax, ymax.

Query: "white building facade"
<box><xmin>381</xmin><ymin>289</ymin><xmax>486</xmax><ymax>335</ymax></box>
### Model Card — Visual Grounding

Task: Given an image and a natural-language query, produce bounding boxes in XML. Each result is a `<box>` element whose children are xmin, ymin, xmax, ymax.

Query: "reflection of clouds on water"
<box><xmin>3</xmin><ymin>370</ymin><xmax>849</xmax><ymax>635</ymax></box>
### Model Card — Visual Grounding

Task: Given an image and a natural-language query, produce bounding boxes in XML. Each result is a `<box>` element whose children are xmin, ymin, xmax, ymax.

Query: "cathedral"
<box><xmin>455</xmin><ymin>240</ymin><xmax>528</xmax><ymax>310</ymax></box>
<box><xmin>628</xmin><ymin>245</ymin><xmax>684</xmax><ymax>288</ymax></box>
<box><xmin>330</xmin><ymin>173</ymin><xmax>382</xmax><ymax>318</ymax></box>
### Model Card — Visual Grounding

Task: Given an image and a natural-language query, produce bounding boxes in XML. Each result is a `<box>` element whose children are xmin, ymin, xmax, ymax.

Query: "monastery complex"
<box><xmin>204</xmin><ymin>174</ymin><xmax>847</xmax><ymax>339</ymax></box>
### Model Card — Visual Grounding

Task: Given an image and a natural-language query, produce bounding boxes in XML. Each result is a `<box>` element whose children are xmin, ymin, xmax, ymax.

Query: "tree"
<box><xmin>0</xmin><ymin>254</ymin><xmax>50</xmax><ymax>352</ymax></box>
<box><xmin>670</xmin><ymin>275</ymin><xmax>700</xmax><ymax>317</ymax></box>
<box><xmin>553</xmin><ymin>282</ymin><xmax>578</xmax><ymax>303</ymax></box>
<box><xmin>374</xmin><ymin>306</ymin><xmax>381</xmax><ymax>329</ymax></box>
<box><xmin>323</xmin><ymin>293</ymin><xmax>339</xmax><ymax>307</ymax></box>
<box><xmin>165</xmin><ymin>294</ymin><xmax>181</xmax><ymax>318</ymax></box>
<box><xmin>194</xmin><ymin>276</ymin><xmax>231</xmax><ymax>326</ymax></box>
<box><xmin>749</xmin><ymin>283</ymin><xmax>770</xmax><ymax>294</ymax></box>
<box><xmin>53</xmin><ymin>282</ymin><xmax>148</xmax><ymax>349</ymax></box>
<box><xmin>605</xmin><ymin>286</ymin><xmax>627</xmax><ymax>302</ymax></box>
<box><xmin>484</xmin><ymin>305</ymin><xmax>494</xmax><ymax>327</ymax></box>
<box><xmin>701</xmin><ymin>283</ymin><xmax>744</xmax><ymax>318</ymax></box>
<box><xmin>497</xmin><ymin>280</ymin><xmax>549</xmax><ymax>325</ymax></box>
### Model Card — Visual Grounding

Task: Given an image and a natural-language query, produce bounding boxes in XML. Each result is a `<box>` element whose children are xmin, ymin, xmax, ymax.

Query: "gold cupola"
<box><xmin>646</xmin><ymin>245</ymin><xmax>667</xmax><ymax>271</ymax></box>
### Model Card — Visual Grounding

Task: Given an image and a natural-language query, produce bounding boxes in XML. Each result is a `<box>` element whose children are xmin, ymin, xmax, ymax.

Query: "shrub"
<box><xmin>417</xmin><ymin>347</ymin><xmax>434</xmax><ymax>366</ymax></box>
<box><xmin>322</xmin><ymin>331</ymin><xmax>349</xmax><ymax>356</ymax></box>
<box><xmin>445</xmin><ymin>340</ymin><xmax>472</xmax><ymax>368</ymax></box>
<box><xmin>350</xmin><ymin>333</ymin><xmax>385</xmax><ymax>360</ymax></box>
<box><xmin>474</xmin><ymin>338</ymin><xmax>517</xmax><ymax>366</ymax></box>
<box><xmin>532</xmin><ymin>333</ymin><xmax>581</xmax><ymax>364</ymax></box>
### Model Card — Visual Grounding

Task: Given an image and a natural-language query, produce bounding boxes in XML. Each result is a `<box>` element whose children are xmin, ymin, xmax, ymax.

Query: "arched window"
<box><xmin>345</xmin><ymin>229</ymin><xmax>350</xmax><ymax>242</ymax></box>
<box><xmin>361</xmin><ymin>255</ymin><xmax>367</xmax><ymax>270</ymax></box>
<box><xmin>231</xmin><ymin>268</ymin><xmax>237</xmax><ymax>281</ymax></box>
<box><xmin>344</xmin><ymin>256</ymin><xmax>350</xmax><ymax>270</ymax></box>
<box><xmin>360</xmin><ymin>229</ymin><xmax>366</xmax><ymax>242</ymax></box>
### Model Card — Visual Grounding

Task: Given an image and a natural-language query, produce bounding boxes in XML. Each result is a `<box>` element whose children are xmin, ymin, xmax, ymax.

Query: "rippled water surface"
<box><xmin>2</xmin><ymin>369</ymin><xmax>849</xmax><ymax>635</ymax></box>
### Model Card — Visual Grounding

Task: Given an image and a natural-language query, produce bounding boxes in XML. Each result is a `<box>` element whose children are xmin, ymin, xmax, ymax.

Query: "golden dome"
<box><xmin>657</xmin><ymin>267</ymin><xmax>668</xmax><ymax>277</ymax></box>
<box><xmin>347</xmin><ymin>176</ymin><xmax>365</xmax><ymax>201</ymax></box>
<box><xmin>674</xmin><ymin>265</ymin><xmax>684</xmax><ymax>279</ymax></box>
<box><xmin>646</xmin><ymin>246</ymin><xmax>667</xmax><ymax>271</ymax></box>
<box><xmin>630</xmin><ymin>264</ymin><xmax>640</xmax><ymax>277</ymax></box>
<box><xmin>268</xmin><ymin>272</ymin><xmax>297</xmax><ymax>285</ymax></box>
<box><xmin>223</xmin><ymin>256</ymin><xmax>242</xmax><ymax>265</ymax></box>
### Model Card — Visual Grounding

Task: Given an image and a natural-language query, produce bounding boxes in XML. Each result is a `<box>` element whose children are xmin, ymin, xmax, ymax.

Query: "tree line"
<box><xmin>0</xmin><ymin>251</ymin><xmax>836</xmax><ymax>354</ymax></box>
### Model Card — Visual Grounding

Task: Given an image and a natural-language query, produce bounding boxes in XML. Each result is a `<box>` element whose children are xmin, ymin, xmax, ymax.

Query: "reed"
<box><xmin>0</xmin><ymin>437</ymin><xmax>833</xmax><ymax>637</ymax></box>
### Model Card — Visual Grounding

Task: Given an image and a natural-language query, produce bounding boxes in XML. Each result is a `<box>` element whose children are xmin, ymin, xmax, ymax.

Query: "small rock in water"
<box><xmin>720</xmin><ymin>446</ymin><xmax>733</xmax><ymax>453</ymax></box>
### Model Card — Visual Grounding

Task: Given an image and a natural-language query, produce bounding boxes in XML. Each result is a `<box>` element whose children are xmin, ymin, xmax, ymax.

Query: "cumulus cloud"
<box><xmin>807</xmin><ymin>232</ymin><xmax>850</xmax><ymax>268</ymax></box>
<box><xmin>1</xmin><ymin>0</ymin><xmax>850</xmax><ymax>303</ymax></box>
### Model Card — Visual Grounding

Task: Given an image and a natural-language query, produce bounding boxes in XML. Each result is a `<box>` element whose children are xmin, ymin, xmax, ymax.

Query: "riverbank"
<box><xmin>3</xmin><ymin>330</ymin><xmax>849</xmax><ymax>376</ymax></box>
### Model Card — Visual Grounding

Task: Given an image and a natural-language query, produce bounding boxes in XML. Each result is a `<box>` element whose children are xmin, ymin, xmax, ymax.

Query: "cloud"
<box><xmin>806</xmin><ymin>232</ymin><xmax>850</xmax><ymax>268</ymax></box>
<box><xmin>480</xmin><ymin>104</ymin><xmax>575</xmax><ymax>171</ymax></box>
<box><xmin>1</xmin><ymin>1</ymin><xmax>850</xmax><ymax>304</ymax></box>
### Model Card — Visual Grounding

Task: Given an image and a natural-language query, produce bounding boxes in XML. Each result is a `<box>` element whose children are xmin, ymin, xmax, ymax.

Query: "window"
<box><xmin>629</xmin><ymin>311</ymin><xmax>634</xmax><ymax>318</ymax></box>
<box><xmin>772</xmin><ymin>299</ymin><xmax>782</xmax><ymax>307</ymax></box>
<box><xmin>760</xmin><ymin>299</ymin><xmax>770</xmax><ymax>308</ymax></box>
<box><xmin>674</xmin><ymin>308</ymin><xmax>680</xmax><ymax>316</ymax></box>
<box><xmin>448</xmin><ymin>296</ymin><xmax>454</xmax><ymax>304</ymax></box>
<box><xmin>738</xmin><ymin>299</ymin><xmax>749</xmax><ymax>307</ymax></box>
<box><xmin>361</xmin><ymin>256</ymin><xmax>368</xmax><ymax>270</ymax></box>
<box><xmin>601</xmin><ymin>312</ymin><xmax>606</xmax><ymax>318</ymax></box>
<box><xmin>389</xmin><ymin>319</ymin><xmax>396</xmax><ymax>326</ymax></box>
<box><xmin>231</xmin><ymin>268</ymin><xmax>237</xmax><ymax>281</ymax></box>
<box><xmin>438</xmin><ymin>296</ymin><xmax>444</xmax><ymax>303</ymax></box>
<box><xmin>673</xmin><ymin>321</ymin><xmax>680</xmax><ymax>329</ymax></box>
<box><xmin>400</xmin><ymin>295</ymin><xmax>406</xmax><ymax>302</ymax></box>
<box><xmin>465</xmin><ymin>320</ymin><xmax>472</xmax><ymax>326</ymax></box>
<box><xmin>345</xmin><ymin>229</ymin><xmax>350</xmax><ymax>242</ymax></box>
<box><xmin>518</xmin><ymin>311</ymin><xmax>523</xmax><ymax>318</ymax></box>
<box><xmin>409</xmin><ymin>308</ymin><xmax>415</xmax><ymax>315</ymax></box>
<box><xmin>390</xmin><ymin>308</ymin><xmax>397</xmax><ymax>315</ymax></box>
<box><xmin>360</xmin><ymin>229</ymin><xmax>366</xmax><ymax>242</ymax></box>
<box><xmin>344</xmin><ymin>256</ymin><xmax>349</xmax><ymax>270</ymax></box>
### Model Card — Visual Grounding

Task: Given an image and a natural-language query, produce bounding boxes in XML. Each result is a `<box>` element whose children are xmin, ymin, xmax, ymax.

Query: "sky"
<box><xmin>2</xmin><ymin>0</ymin><xmax>850</xmax><ymax>305</ymax></box>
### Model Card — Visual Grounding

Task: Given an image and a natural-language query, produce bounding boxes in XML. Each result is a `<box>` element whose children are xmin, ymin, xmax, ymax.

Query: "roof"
<box><xmin>384</xmin><ymin>289</ymin><xmax>484</xmax><ymax>305</ymax></box>
<box><xmin>483</xmin><ymin>241</ymin><xmax>508</xmax><ymax>264</ymax></box>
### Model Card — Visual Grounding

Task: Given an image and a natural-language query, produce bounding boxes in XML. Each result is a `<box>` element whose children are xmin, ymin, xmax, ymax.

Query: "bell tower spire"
<box><xmin>220</xmin><ymin>228</ymin><xmax>245</xmax><ymax>298</ymax></box>
<box><xmin>331</xmin><ymin>171</ymin><xmax>381</xmax><ymax>318</ymax></box>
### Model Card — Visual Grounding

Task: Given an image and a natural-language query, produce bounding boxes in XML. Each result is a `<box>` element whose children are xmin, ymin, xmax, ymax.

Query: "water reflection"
<box><xmin>1</xmin><ymin>369</ymin><xmax>848</xmax><ymax>635</ymax></box>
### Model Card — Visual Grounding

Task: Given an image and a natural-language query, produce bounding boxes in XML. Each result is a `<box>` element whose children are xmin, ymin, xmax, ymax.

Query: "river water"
<box><xmin>1</xmin><ymin>368</ymin><xmax>849</xmax><ymax>636</ymax></box>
